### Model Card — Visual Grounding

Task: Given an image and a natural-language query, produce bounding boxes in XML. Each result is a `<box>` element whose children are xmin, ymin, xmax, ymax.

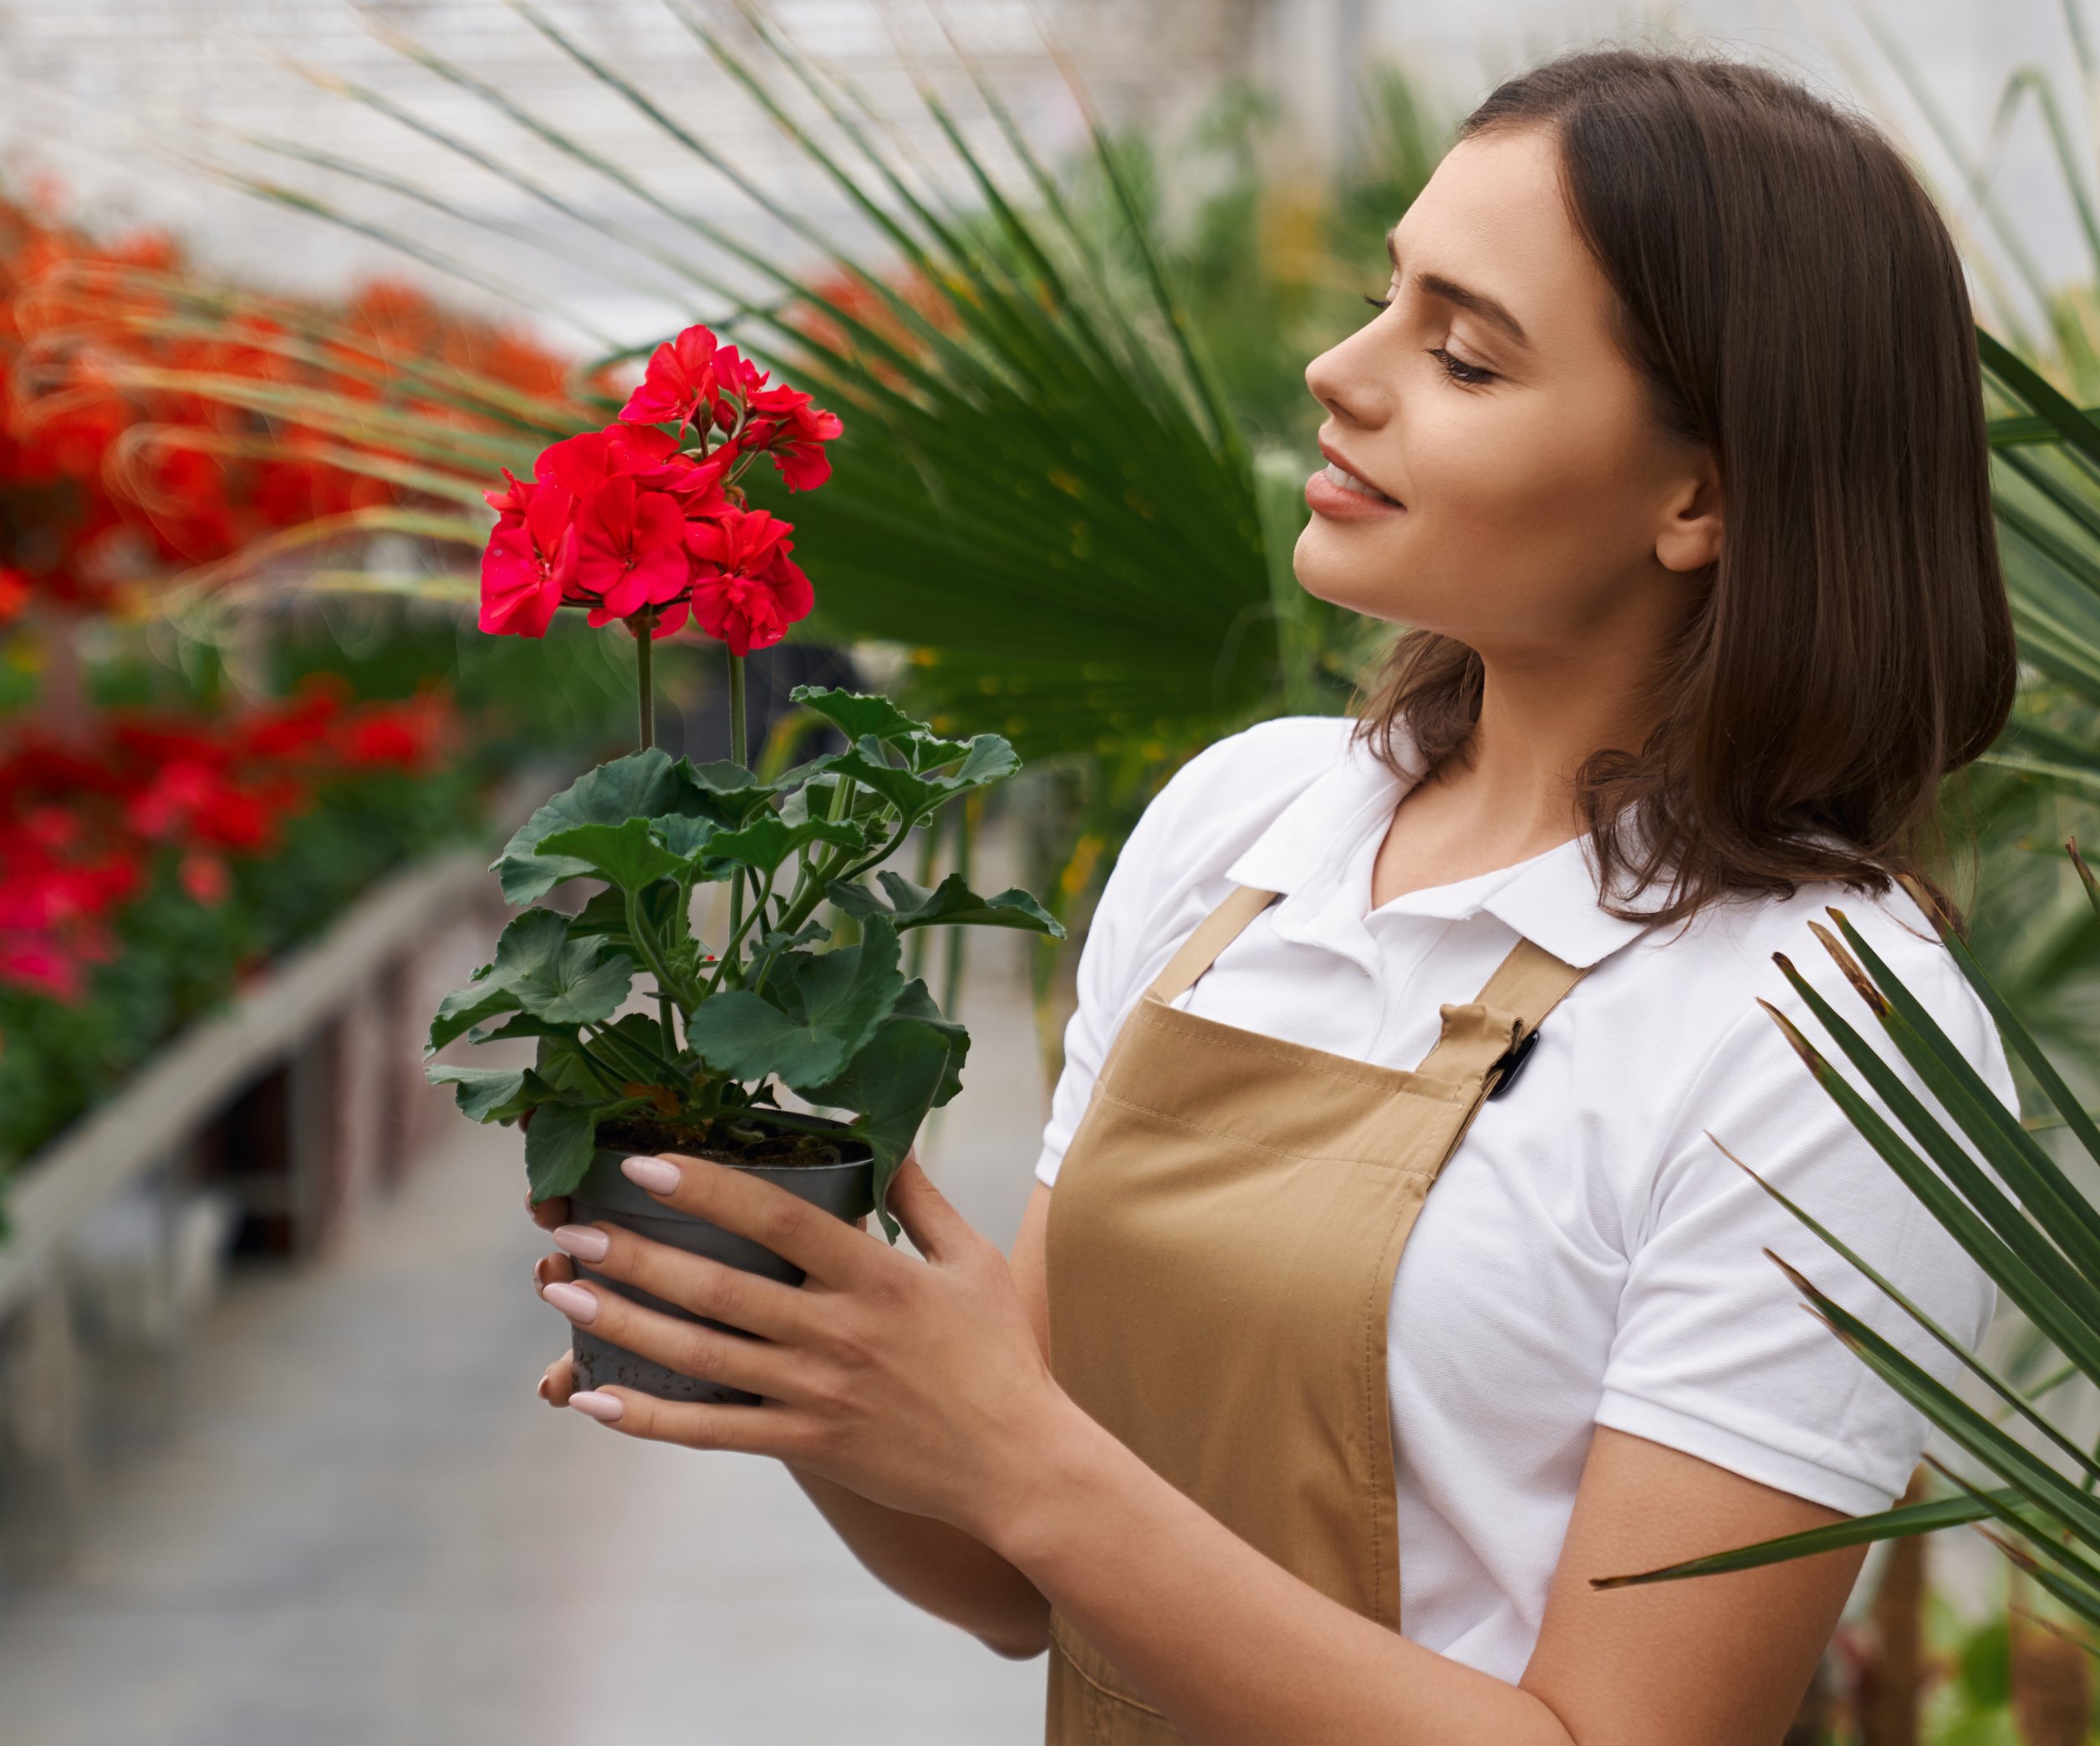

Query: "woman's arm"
<box><xmin>538</xmin><ymin>1156</ymin><xmax>1867</xmax><ymax>1745</ymax></box>
<box><xmin>782</xmin><ymin>1183</ymin><xmax>1057</xmax><ymax>1658</ymax></box>
<box><xmin>1004</xmin><ymin>1410</ymin><xmax>1863</xmax><ymax>1744</ymax></box>
<box><xmin>782</xmin><ymin>1467</ymin><xmax>1047</xmax><ymax>1658</ymax></box>
<box><xmin>531</xmin><ymin>1176</ymin><xmax>1055</xmax><ymax>1658</ymax></box>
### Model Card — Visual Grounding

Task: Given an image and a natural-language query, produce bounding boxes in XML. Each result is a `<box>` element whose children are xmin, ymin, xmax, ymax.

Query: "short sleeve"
<box><xmin>1593</xmin><ymin>910</ymin><xmax>2013</xmax><ymax>1516</ymax></box>
<box><xmin>1032</xmin><ymin>750</ymin><xmax>1214</xmax><ymax>1188</ymax></box>
<box><xmin>1030</xmin><ymin>715</ymin><xmax>1348</xmax><ymax>1188</ymax></box>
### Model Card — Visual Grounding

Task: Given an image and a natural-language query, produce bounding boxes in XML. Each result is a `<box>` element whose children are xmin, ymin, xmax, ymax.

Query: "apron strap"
<box><xmin>1143</xmin><ymin>885</ymin><xmax>1279</xmax><ymax>1004</ymax></box>
<box><xmin>1413</xmin><ymin>937</ymin><xmax>1590</xmax><ymax>1090</ymax></box>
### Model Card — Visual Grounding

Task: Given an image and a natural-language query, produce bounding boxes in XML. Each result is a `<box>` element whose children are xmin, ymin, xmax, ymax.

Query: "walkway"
<box><xmin>0</xmin><ymin>926</ymin><xmax>1050</xmax><ymax>1746</ymax></box>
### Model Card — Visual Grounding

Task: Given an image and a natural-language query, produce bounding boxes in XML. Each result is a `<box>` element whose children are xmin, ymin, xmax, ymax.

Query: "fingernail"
<box><xmin>569</xmin><ymin>1390</ymin><xmax>624</xmax><ymax>1422</ymax></box>
<box><xmin>619</xmin><ymin>1154</ymin><xmax>680</xmax><ymax>1194</ymax></box>
<box><xmin>542</xmin><ymin>1281</ymin><xmax>599</xmax><ymax>1325</ymax></box>
<box><xmin>536</xmin><ymin>1375</ymin><xmax>549</xmax><ymax>1401</ymax></box>
<box><xmin>552</xmin><ymin>1223</ymin><xmax>610</xmax><ymax>1262</ymax></box>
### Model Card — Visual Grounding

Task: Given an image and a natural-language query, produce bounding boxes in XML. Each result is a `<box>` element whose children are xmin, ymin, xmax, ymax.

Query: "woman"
<box><xmin>526</xmin><ymin>48</ymin><xmax>2019</xmax><ymax>1744</ymax></box>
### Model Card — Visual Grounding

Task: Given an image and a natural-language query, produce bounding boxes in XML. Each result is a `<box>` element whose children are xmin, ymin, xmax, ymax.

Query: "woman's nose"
<box><xmin>1305</xmin><ymin>329</ymin><xmax>1391</xmax><ymax>431</ymax></box>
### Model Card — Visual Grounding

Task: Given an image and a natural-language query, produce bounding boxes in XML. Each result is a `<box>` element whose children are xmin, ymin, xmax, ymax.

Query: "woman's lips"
<box><xmin>1305</xmin><ymin>466</ymin><xmax>1405</xmax><ymax>520</ymax></box>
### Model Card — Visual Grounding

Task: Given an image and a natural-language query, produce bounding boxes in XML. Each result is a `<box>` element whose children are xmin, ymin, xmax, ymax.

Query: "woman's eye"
<box><xmin>1361</xmin><ymin>293</ymin><xmax>1393</xmax><ymax>311</ymax></box>
<box><xmin>1428</xmin><ymin>345</ymin><xmax>1496</xmax><ymax>387</ymax></box>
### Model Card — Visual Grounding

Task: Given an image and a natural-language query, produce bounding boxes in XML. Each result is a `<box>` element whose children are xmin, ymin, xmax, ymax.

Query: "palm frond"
<box><xmin>1596</xmin><ymin>845</ymin><xmax>2100</xmax><ymax>1628</ymax></box>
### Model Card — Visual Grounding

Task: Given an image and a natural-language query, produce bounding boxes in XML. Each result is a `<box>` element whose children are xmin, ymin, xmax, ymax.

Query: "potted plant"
<box><xmin>424</xmin><ymin>324</ymin><xmax>1063</xmax><ymax>1401</ymax></box>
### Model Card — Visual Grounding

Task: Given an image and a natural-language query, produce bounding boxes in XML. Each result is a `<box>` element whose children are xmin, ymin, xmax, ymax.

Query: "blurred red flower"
<box><xmin>0</xmin><ymin>681</ymin><xmax>460</xmax><ymax>999</ymax></box>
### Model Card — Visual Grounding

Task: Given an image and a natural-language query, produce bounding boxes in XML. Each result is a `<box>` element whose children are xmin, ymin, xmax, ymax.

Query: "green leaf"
<box><xmin>1814</xmin><ymin>907</ymin><xmax>2100</xmax><ymax>1288</ymax></box>
<box><xmin>513</xmin><ymin>942</ymin><xmax>634</xmax><ymax>1029</ymax></box>
<box><xmin>538</xmin><ymin>818</ymin><xmax>691</xmax><ymax>892</ymax></box>
<box><xmin>804</xmin><ymin>979</ymin><xmax>971</xmax><ymax>1242</ymax></box>
<box><xmin>536</xmin><ymin>1031</ymin><xmax>624</xmax><ymax>1100</ymax></box>
<box><xmin>1979</xmin><ymin>326</ymin><xmax>2100</xmax><ymax>467</ymax></box>
<box><xmin>1792</xmin><ymin>1267</ymin><xmax>2100</xmax><ymax>1558</ymax></box>
<box><xmin>1588</xmin><ymin>1484</ymin><xmax>2006</xmax><ymax>1589</ymax></box>
<box><xmin>589</xmin><ymin>1011</ymin><xmax>689</xmax><ymax>1088</ymax></box>
<box><xmin>1724</xmin><ymin>1141</ymin><xmax>2100</xmax><ymax>1484</ymax></box>
<box><xmin>496</xmin><ymin>749</ymin><xmax>711</xmax><ymax>903</ymax></box>
<box><xmin>525</xmin><ymin>1103</ymin><xmax>602</xmax><ymax>1201</ymax></box>
<box><xmin>651</xmin><ymin>813</ymin><xmax>719</xmax><ymax>860</ymax></box>
<box><xmin>887</xmin><ymin>978</ymin><xmax>971</xmax><ymax>1107</ymax></box>
<box><xmin>828</xmin><ymin>869</ymin><xmax>1065</xmax><ymax>937</ymax></box>
<box><xmin>1957</xmin><ymin>1616</ymin><xmax>2011</xmax><ymax>1709</ymax></box>
<box><xmin>755</xmin><ymin>920</ymin><xmax>835</xmax><ymax>953</ymax></box>
<box><xmin>1756</xmin><ymin>993</ymin><xmax>2100</xmax><ymax>1384</ymax></box>
<box><xmin>685</xmin><ymin>913</ymin><xmax>905</xmax><ymax>1089</ymax></box>
<box><xmin>424</xmin><ymin>1064</ymin><xmax>558</xmax><ymax>1123</ymax></box>
<box><xmin>568</xmin><ymin>878</ymin><xmax>687</xmax><ymax>947</ymax></box>
<box><xmin>697</xmin><ymin>813</ymin><xmax>867</xmax><ymax>879</ymax></box>
<box><xmin>786</xmin><ymin>686</ymin><xmax>980</xmax><ymax>770</ymax></box>
<box><xmin>1889</xmin><ymin>883</ymin><xmax>2100</xmax><ymax>1181</ymax></box>
<box><xmin>682</xmin><ymin>759</ymin><xmax>778</xmax><ymax>824</ymax></box>
<box><xmin>427</xmin><ymin>909</ymin><xmax>634</xmax><ymax>1050</ymax></box>
<box><xmin>944</xmin><ymin>733</ymin><xmax>1022</xmax><ymax>789</ymax></box>
<box><xmin>789</xmin><ymin>684</ymin><xmax>935</xmax><ymax>748</ymax></box>
<box><xmin>824</xmin><ymin>733</ymin><xmax>1020</xmax><ymax>821</ymax></box>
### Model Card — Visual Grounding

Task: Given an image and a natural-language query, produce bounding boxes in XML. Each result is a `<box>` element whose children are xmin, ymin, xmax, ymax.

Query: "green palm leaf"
<box><xmin>1596</xmin><ymin>847</ymin><xmax>2100</xmax><ymax>1627</ymax></box>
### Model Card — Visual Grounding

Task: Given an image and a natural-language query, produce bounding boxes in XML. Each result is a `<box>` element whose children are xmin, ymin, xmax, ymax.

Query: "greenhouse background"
<box><xmin>0</xmin><ymin>1</ymin><xmax>2095</xmax><ymax>1742</ymax></box>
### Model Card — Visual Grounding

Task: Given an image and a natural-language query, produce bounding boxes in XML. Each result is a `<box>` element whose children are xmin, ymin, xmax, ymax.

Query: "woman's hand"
<box><xmin>525</xmin><ymin>1187</ymin><xmax>580</xmax><ymax>1405</ymax></box>
<box><xmin>526</xmin><ymin>1151</ymin><xmax>1074</xmax><ymax>1543</ymax></box>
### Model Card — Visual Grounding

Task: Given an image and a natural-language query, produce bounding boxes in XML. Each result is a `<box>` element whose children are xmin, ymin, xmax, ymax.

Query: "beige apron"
<box><xmin>1042</xmin><ymin>883</ymin><xmax>1595</xmax><ymax>1743</ymax></box>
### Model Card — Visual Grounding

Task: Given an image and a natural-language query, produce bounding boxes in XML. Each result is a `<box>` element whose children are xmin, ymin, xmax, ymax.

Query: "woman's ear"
<box><xmin>1655</xmin><ymin>452</ymin><xmax>1723</xmax><ymax>574</ymax></box>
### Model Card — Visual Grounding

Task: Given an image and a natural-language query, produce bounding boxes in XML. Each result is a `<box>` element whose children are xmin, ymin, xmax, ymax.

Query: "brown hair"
<box><xmin>1349</xmin><ymin>48</ymin><xmax>2016</xmax><ymax>942</ymax></box>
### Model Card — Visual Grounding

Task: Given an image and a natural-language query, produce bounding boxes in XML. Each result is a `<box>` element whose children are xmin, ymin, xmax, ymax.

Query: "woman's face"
<box><xmin>1297</xmin><ymin>125</ymin><xmax>1719</xmax><ymax>653</ymax></box>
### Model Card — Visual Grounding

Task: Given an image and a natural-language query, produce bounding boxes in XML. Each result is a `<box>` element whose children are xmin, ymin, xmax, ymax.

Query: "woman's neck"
<box><xmin>1369</xmin><ymin>666</ymin><xmax>1655</xmax><ymax>910</ymax></box>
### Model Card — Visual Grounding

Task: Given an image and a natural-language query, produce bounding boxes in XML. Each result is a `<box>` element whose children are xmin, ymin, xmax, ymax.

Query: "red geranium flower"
<box><xmin>686</xmin><ymin>508</ymin><xmax>814</xmax><ymax>656</ymax></box>
<box><xmin>571</xmin><ymin>475</ymin><xmax>691</xmax><ymax>625</ymax></box>
<box><xmin>620</xmin><ymin>325</ymin><xmax>742</xmax><ymax>429</ymax></box>
<box><xmin>478</xmin><ymin>471</ymin><xmax>579</xmax><ymax>639</ymax></box>
<box><xmin>0</xmin><ymin>933</ymin><xmax>83</xmax><ymax>999</ymax></box>
<box><xmin>536</xmin><ymin>421</ymin><xmax>681</xmax><ymax>498</ymax></box>
<box><xmin>179</xmin><ymin>850</ymin><xmax>229</xmax><ymax>905</ymax></box>
<box><xmin>739</xmin><ymin>379</ymin><xmax>844</xmax><ymax>491</ymax></box>
<box><xmin>333</xmin><ymin>694</ymin><xmax>452</xmax><ymax>770</ymax></box>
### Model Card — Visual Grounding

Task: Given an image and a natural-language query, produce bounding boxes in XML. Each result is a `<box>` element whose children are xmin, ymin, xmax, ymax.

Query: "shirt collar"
<box><xmin>1224</xmin><ymin>717</ymin><xmax>1675</xmax><ymax>971</ymax></box>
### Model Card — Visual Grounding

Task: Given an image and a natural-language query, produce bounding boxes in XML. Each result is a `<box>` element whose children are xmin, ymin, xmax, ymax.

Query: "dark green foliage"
<box><xmin>428</xmin><ymin>687</ymin><xmax>1059</xmax><ymax>1236</ymax></box>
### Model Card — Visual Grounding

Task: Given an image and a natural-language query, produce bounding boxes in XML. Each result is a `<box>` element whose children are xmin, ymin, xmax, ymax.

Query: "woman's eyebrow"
<box><xmin>1384</xmin><ymin>226</ymin><xmax>1532</xmax><ymax>350</ymax></box>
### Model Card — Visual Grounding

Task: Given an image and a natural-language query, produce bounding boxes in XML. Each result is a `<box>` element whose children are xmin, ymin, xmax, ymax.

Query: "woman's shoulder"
<box><xmin>1161</xmin><ymin>713</ymin><xmax>1361</xmax><ymax>803</ymax></box>
<box><xmin>1111</xmin><ymin>713</ymin><xmax>1359</xmax><ymax>892</ymax></box>
<box><xmin>1624</xmin><ymin>865</ymin><xmax>2017</xmax><ymax>1121</ymax></box>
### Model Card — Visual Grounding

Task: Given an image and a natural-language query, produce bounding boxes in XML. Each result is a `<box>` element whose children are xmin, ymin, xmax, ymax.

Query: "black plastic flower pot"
<box><xmin>562</xmin><ymin>1118</ymin><xmax>875</xmax><ymax>1405</ymax></box>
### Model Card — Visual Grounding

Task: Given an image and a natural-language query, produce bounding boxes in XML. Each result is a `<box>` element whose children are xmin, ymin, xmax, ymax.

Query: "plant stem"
<box><xmin>707</xmin><ymin>876</ymin><xmax>773</xmax><ymax>995</ymax></box>
<box><xmin>778</xmin><ymin>806</ymin><xmax>921</xmax><ymax>938</ymax></box>
<box><xmin>567</xmin><ymin>1040</ymin><xmax>630</xmax><ymax>1098</ymax></box>
<box><xmin>906</xmin><ymin>808</ymin><xmax>940</xmax><ymax>980</ymax></box>
<box><xmin>753</xmin><ymin>773</ymin><xmax>857</xmax><ymax>994</ymax></box>
<box><xmin>943</xmin><ymin>794</ymin><xmax>976</xmax><ymax>1016</ymax></box>
<box><xmin>726</xmin><ymin>1106</ymin><xmax>864</xmax><ymax>1141</ymax></box>
<box><xmin>623</xmin><ymin>889</ymin><xmax>687</xmax><ymax>1015</ymax></box>
<box><xmin>636</xmin><ymin>615</ymin><xmax>656</xmax><ymax>752</ymax></box>
<box><xmin>586</xmin><ymin>1018</ymin><xmax>686</xmax><ymax>1088</ymax></box>
<box><xmin>727</xmin><ymin>646</ymin><xmax>747</xmax><ymax>768</ymax></box>
<box><xmin>584</xmin><ymin>1024</ymin><xmax>660</xmax><ymax>1088</ymax></box>
<box><xmin>721</xmin><ymin>652</ymin><xmax>750</xmax><ymax>976</ymax></box>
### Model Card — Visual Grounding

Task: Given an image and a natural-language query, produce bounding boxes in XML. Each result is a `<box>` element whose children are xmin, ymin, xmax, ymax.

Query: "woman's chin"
<box><xmin>1291</xmin><ymin>564</ymin><xmax>1419</xmax><ymax>625</ymax></box>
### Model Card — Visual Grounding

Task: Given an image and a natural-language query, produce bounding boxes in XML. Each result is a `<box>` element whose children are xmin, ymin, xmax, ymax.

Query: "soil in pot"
<box><xmin>562</xmin><ymin>1114</ymin><xmax>876</xmax><ymax>1405</ymax></box>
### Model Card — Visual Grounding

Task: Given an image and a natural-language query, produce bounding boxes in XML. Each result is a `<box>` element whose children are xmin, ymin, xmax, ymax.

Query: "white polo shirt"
<box><xmin>1036</xmin><ymin>714</ymin><xmax>2011</xmax><ymax>1682</ymax></box>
